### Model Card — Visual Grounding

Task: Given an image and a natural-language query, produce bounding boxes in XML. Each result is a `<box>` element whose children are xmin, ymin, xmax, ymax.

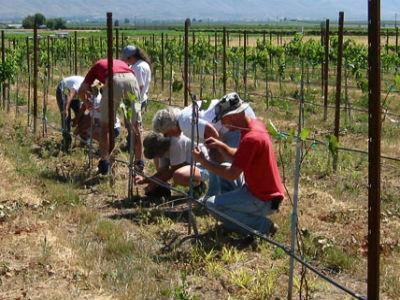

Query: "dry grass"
<box><xmin>0</xmin><ymin>48</ymin><xmax>399</xmax><ymax>300</ymax></box>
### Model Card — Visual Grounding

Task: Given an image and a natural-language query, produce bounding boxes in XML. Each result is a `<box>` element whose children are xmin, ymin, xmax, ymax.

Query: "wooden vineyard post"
<box><xmin>333</xmin><ymin>12</ymin><xmax>344</xmax><ymax>171</ymax></box>
<box><xmin>69</xmin><ymin>36</ymin><xmax>73</xmax><ymax>74</ymax></box>
<box><xmin>184</xmin><ymin>19</ymin><xmax>190</xmax><ymax>107</ymax></box>
<box><xmin>1</xmin><ymin>30</ymin><xmax>5</xmax><ymax>110</ymax></box>
<box><xmin>323</xmin><ymin>19</ymin><xmax>330</xmax><ymax>121</ymax></box>
<box><xmin>115</xmin><ymin>28</ymin><xmax>119</xmax><ymax>59</ymax></box>
<box><xmin>26</xmin><ymin>37</ymin><xmax>31</xmax><ymax>127</ymax></box>
<box><xmin>33</xmin><ymin>23</ymin><xmax>38</xmax><ymax>134</ymax></box>
<box><xmin>243</xmin><ymin>30</ymin><xmax>247</xmax><ymax>98</ymax></box>
<box><xmin>321</xmin><ymin>21</ymin><xmax>325</xmax><ymax>96</ymax></box>
<box><xmin>386</xmin><ymin>28</ymin><xmax>389</xmax><ymax>55</ymax></box>
<box><xmin>161</xmin><ymin>32</ymin><xmax>164</xmax><ymax>91</ymax></box>
<box><xmin>367</xmin><ymin>0</ymin><xmax>382</xmax><ymax>299</ymax></box>
<box><xmin>223</xmin><ymin>27</ymin><xmax>227</xmax><ymax>94</ymax></box>
<box><xmin>107</xmin><ymin>12</ymin><xmax>115</xmax><ymax>155</ymax></box>
<box><xmin>47</xmin><ymin>36</ymin><xmax>51</xmax><ymax>87</ymax></box>
<box><xmin>213</xmin><ymin>31</ymin><xmax>217</xmax><ymax>97</ymax></box>
<box><xmin>74</xmin><ymin>31</ymin><xmax>78</xmax><ymax>75</ymax></box>
<box><xmin>396</xmin><ymin>26</ymin><xmax>399</xmax><ymax>54</ymax></box>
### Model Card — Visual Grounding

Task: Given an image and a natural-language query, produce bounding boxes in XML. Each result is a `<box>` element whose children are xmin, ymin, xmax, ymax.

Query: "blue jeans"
<box><xmin>206</xmin><ymin>163</ymin><xmax>243</xmax><ymax>197</ymax></box>
<box><xmin>206</xmin><ymin>186</ymin><xmax>276</xmax><ymax>235</ymax></box>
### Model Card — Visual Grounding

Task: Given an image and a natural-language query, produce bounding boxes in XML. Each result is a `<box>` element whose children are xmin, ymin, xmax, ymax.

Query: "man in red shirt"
<box><xmin>78</xmin><ymin>59</ymin><xmax>143</xmax><ymax>175</ymax></box>
<box><xmin>193</xmin><ymin>92</ymin><xmax>284</xmax><ymax>236</ymax></box>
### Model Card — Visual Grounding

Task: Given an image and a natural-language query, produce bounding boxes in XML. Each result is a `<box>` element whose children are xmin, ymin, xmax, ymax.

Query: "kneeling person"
<box><xmin>135</xmin><ymin>132</ymin><xmax>207</xmax><ymax>198</ymax></box>
<box><xmin>193</xmin><ymin>96</ymin><xmax>284</xmax><ymax>235</ymax></box>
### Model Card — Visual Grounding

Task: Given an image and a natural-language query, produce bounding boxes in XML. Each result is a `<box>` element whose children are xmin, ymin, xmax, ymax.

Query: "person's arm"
<box><xmin>135</xmin><ymin>163</ymin><xmax>185</xmax><ymax>192</ymax></box>
<box><xmin>64</xmin><ymin>89</ymin><xmax>78</xmax><ymax>117</ymax></box>
<box><xmin>205</xmin><ymin>137</ymin><xmax>237</xmax><ymax>161</ymax></box>
<box><xmin>78</xmin><ymin>82</ymin><xmax>91</xmax><ymax>102</ymax></box>
<box><xmin>204</xmin><ymin>122</ymin><xmax>219</xmax><ymax>139</ymax></box>
<box><xmin>193</xmin><ymin>147</ymin><xmax>242</xmax><ymax>181</ymax></box>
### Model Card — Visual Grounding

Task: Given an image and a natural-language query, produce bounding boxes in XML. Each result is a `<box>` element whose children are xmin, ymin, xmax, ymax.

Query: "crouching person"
<box><xmin>73</xmin><ymin>88</ymin><xmax>122</xmax><ymax>144</ymax></box>
<box><xmin>135</xmin><ymin>132</ymin><xmax>208</xmax><ymax>199</ymax></box>
<box><xmin>192</xmin><ymin>96</ymin><xmax>284</xmax><ymax>236</ymax></box>
<box><xmin>56</xmin><ymin>75</ymin><xmax>84</xmax><ymax>151</ymax></box>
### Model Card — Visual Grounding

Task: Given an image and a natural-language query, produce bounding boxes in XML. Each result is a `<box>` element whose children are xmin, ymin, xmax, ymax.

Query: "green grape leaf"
<box><xmin>326</xmin><ymin>135</ymin><xmax>338</xmax><ymax>156</ymax></box>
<box><xmin>267</xmin><ymin>120</ymin><xmax>280</xmax><ymax>138</ymax></box>
<box><xmin>199</xmin><ymin>98</ymin><xmax>212</xmax><ymax>111</ymax></box>
<box><xmin>299</xmin><ymin>128</ymin><xmax>310</xmax><ymax>141</ymax></box>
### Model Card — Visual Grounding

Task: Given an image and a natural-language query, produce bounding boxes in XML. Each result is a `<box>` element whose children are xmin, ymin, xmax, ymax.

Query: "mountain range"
<box><xmin>0</xmin><ymin>0</ymin><xmax>397</xmax><ymax>22</ymax></box>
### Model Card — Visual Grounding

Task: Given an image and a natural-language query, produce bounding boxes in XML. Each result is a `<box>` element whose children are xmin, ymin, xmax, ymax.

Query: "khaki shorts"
<box><xmin>100</xmin><ymin>72</ymin><xmax>141</xmax><ymax>123</ymax></box>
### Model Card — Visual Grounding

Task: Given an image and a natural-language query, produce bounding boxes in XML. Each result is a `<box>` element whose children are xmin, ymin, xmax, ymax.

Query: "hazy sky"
<box><xmin>0</xmin><ymin>0</ymin><xmax>398</xmax><ymax>21</ymax></box>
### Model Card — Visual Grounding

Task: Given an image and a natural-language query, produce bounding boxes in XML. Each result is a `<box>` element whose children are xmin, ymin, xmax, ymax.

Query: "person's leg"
<box><xmin>206</xmin><ymin>186</ymin><xmax>275</xmax><ymax>234</ymax></box>
<box><xmin>172</xmin><ymin>165</ymin><xmax>202</xmax><ymax>187</ymax></box>
<box><xmin>55</xmin><ymin>84</ymin><xmax>64</xmax><ymax>128</ymax></box>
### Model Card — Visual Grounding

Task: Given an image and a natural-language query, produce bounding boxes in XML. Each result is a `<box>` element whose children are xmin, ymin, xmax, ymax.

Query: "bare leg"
<box><xmin>173</xmin><ymin>165</ymin><xmax>202</xmax><ymax>187</ymax></box>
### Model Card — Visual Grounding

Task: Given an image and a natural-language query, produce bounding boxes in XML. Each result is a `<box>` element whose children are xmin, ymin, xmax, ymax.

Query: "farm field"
<box><xmin>0</xmin><ymin>23</ymin><xmax>399</xmax><ymax>300</ymax></box>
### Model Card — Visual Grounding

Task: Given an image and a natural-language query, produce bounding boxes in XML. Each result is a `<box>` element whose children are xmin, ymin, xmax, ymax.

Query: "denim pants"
<box><xmin>206</xmin><ymin>185</ymin><xmax>276</xmax><ymax>235</ymax></box>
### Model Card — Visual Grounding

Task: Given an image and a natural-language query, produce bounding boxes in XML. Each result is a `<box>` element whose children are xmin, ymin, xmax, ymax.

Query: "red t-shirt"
<box><xmin>233</xmin><ymin>119</ymin><xmax>284</xmax><ymax>201</ymax></box>
<box><xmin>83</xmin><ymin>59</ymin><xmax>133</xmax><ymax>85</ymax></box>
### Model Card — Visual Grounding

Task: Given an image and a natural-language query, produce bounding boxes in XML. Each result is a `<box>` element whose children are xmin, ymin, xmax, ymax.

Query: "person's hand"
<box><xmin>192</xmin><ymin>146</ymin><xmax>206</xmax><ymax>163</ymax></box>
<box><xmin>204</xmin><ymin>137</ymin><xmax>224</xmax><ymax>150</ymax></box>
<box><xmin>62</xmin><ymin>109</ymin><xmax>69</xmax><ymax>118</ymax></box>
<box><xmin>134</xmin><ymin>175</ymin><xmax>146</xmax><ymax>185</ymax></box>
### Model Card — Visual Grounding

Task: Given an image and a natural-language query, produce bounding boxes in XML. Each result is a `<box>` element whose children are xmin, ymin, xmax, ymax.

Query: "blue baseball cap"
<box><xmin>121</xmin><ymin>45</ymin><xmax>137</xmax><ymax>60</ymax></box>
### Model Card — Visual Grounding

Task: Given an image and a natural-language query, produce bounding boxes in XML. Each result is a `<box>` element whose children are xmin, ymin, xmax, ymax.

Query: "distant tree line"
<box><xmin>22</xmin><ymin>13</ymin><xmax>66</xmax><ymax>29</ymax></box>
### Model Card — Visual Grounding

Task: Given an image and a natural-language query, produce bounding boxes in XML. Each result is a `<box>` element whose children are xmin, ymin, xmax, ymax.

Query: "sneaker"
<box><xmin>98</xmin><ymin>159</ymin><xmax>110</xmax><ymax>175</ymax></box>
<box><xmin>268</xmin><ymin>222</ymin><xmax>279</xmax><ymax>237</ymax></box>
<box><xmin>134</xmin><ymin>160</ymin><xmax>145</xmax><ymax>172</ymax></box>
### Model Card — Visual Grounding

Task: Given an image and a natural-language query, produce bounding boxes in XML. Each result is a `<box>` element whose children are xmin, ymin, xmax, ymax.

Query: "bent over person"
<box><xmin>193</xmin><ymin>95</ymin><xmax>284</xmax><ymax>236</ymax></box>
<box><xmin>56</xmin><ymin>75</ymin><xmax>84</xmax><ymax>151</ymax></box>
<box><xmin>78</xmin><ymin>58</ymin><xmax>142</xmax><ymax>175</ymax></box>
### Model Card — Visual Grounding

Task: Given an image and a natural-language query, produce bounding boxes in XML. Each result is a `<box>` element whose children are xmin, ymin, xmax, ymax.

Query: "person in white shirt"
<box><xmin>56</xmin><ymin>75</ymin><xmax>84</xmax><ymax>151</ymax></box>
<box><xmin>73</xmin><ymin>90</ymin><xmax>121</xmax><ymax>143</ymax></box>
<box><xmin>135</xmin><ymin>132</ymin><xmax>208</xmax><ymax>198</ymax></box>
<box><xmin>152</xmin><ymin>92</ymin><xmax>255</xmax><ymax>196</ymax></box>
<box><xmin>120</xmin><ymin>45</ymin><xmax>152</xmax><ymax>152</ymax></box>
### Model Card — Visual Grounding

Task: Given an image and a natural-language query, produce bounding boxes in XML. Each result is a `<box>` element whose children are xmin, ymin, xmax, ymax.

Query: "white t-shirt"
<box><xmin>178</xmin><ymin>99</ymin><xmax>256</xmax><ymax>141</ymax></box>
<box><xmin>161</xmin><ymin>134</ymin><xmax>208</xmax><ymax>168</ymax></box>
<box><xmin>131</xmin><ymin>59</ymin><xmax>151</xmax><ymax>103</ymax></box>
<box><xmin>91</xmin><ymin>93</ymin><xmax>121</xmax><ymax>129</ymax></box>
<box><xmin>61</xmin><ymin>76</ymin><xmax>84</xmax><ymax>93</ymax></box>
<box><xmin>167</xmin><ymin>134</ymin><xmax>193</xmax><ymax>166</ymax></box>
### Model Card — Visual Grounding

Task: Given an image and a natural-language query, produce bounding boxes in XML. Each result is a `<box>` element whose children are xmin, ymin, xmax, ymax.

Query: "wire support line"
<box><xmin>190</xmin><ymin>196</ymin><xmax>367</xmax><ymax>300</ymax></box>
<box><xmin>249</xmin><ymin>92</ymin><xmax>400</xmax><ymax>119</ymax></box>
<box><xmin>116</xmin><ymin>155</ymin><xmax>366</xmax><ymax>299</ymax></box>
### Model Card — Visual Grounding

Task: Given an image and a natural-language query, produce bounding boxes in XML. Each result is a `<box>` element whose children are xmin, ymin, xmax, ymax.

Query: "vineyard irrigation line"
<box><xmin>114</xmin><ymin>157</ymin><xmax>366</xmax><ymax>300</ymax></box>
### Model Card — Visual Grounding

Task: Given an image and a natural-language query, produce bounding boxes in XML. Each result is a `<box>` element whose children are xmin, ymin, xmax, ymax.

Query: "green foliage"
<box><xmin>161</xmin><ymin>271</ymin><xmax>199</xmax><ymax>300</ymax></box>
<box><xmin>119</xmin><ymin>92</ymin><xmax>138</xmax><ymax>121</ymax></box>
<box><xmin>0</xmin><ymin>49</ymin><xmax>19</xmax><ymax>84</ymax></box>
<box><xmin>326</xmin><ymin>135</ymin><xmax>338</xmax><ymax>157</ymax></box>
<box><xmin>46</xmin><ymin>18</ymin><xmax>66</xmax><ymax>30</ymax></box>
<box><xmin>22</xmin><ymin>13</ymin><xmax>46</xmax><ymax>28</ymax></box>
